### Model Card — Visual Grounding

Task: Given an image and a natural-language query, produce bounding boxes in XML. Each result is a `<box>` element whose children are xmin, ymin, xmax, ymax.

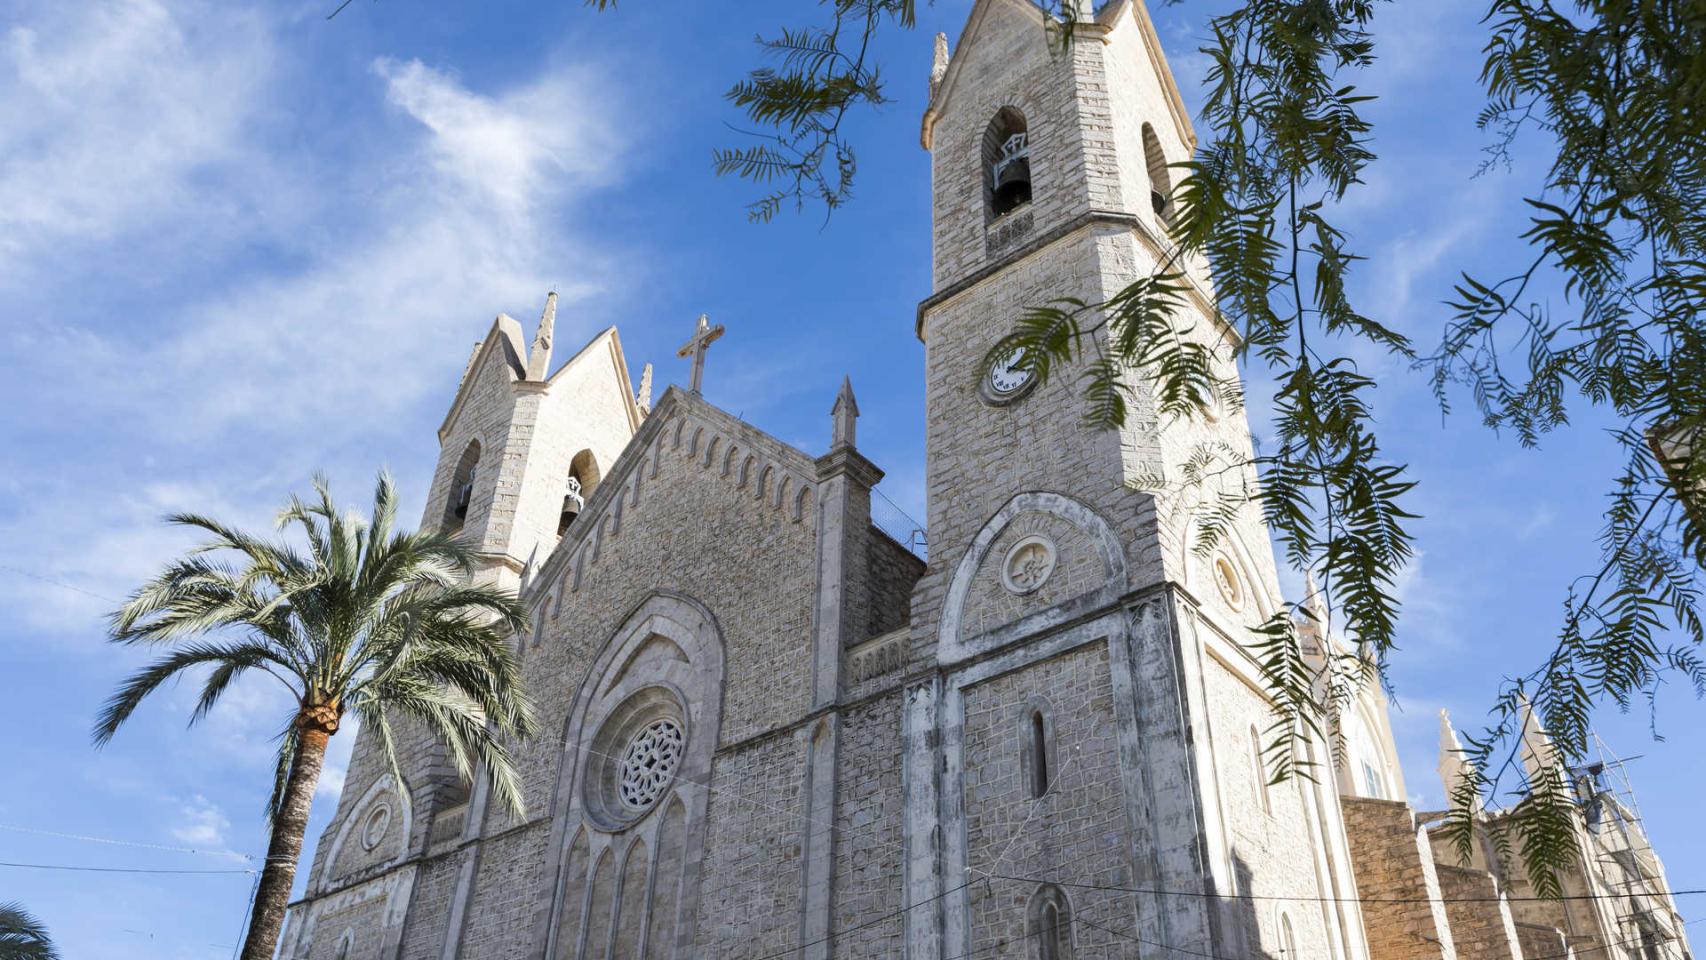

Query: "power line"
<box><xmin>748</xmin><ymin>877</ymin><xmax>980</xmax><ymax>960</ymax></box>
<box><xmin>0</xmin><ymin>822</ymin><xmax>254</xmax><ymax>861</ymax></box>
<box><xmin>0</xmin><ymin>859</ymin><xmax>253</xmax><ymax>875</ymax></box>
<box><xmin>0</xmin><ymin>562</ymin><xmax>120</xmax><ymax>604</ymax></box>
<box><xmin>982</xmin><ymin>872</ymin><xmax>1706</xmax><ymax>907</ymax></box>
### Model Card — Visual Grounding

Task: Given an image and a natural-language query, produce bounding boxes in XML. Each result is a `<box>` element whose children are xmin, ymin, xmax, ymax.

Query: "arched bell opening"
<box><xmin>444</xmin><ymin>439</ymin><xmax>482</xmax><ymax>530</ymax></box>
<box><xmin>1142</xmin><ymin>122</ymin><xmax>1174</xmax><ymax>224</ymax></box>
<box><xmin>559</xmin><ymin>449</ymin><xmax>602</xmax><ymax>536</ymax></box>
<box><xmin>983</xmin><ymin>107</ymin><xmax>1033</xmax><ymax>219</ymax></box>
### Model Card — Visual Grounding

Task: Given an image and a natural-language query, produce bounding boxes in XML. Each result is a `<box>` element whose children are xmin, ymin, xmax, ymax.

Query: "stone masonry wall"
<box><xmin>1516</xmin><ymin>922</ymin><xmax>1573</xmax><ymax>960</ymax></box>
<box><xmin>830</xmin><ymin>693</ymin><xmax>908</xmax><ymax>959</ymax></box>
<box><xmin>511</xmin><ymin>395</ymin><xmax>821</xmax><ymax>826</ymax></box>
<box><xmin>959</xmin><ymin>639</ymin><xmax>1136</xmax><ymax>957</ymax></box>
<box><xmin>1200</xmin><ymin>648</ymin><xmax>1341</xmax><ymax>959</ymax></box>
<box><xmin>398</xmin><ymin>854</ymin><xmax>458</xmax><ymax>960</ymax></box>
<box><xmin>1435</xmin><ymin>864</ymin><xmax>1523</xmax><ymax>960</ymax></box>
<box><xmin>456</xmin><ymin>822</ymin><xmax>551</xmax><ymax>958</ymax></box>
<box><xmin>691</xmin><ymin>731</ymin><xmax>808</xmax><ymax>955</ymax></box>
<box><xmin>1342</xmin><ymin>796</ymin><xmax>1458</xmax><ymax>960</ymax></box>
<box><xmin>863</xmin><ymin>527</ymin><xmax>924</xmax><ymax>640</ymax></box>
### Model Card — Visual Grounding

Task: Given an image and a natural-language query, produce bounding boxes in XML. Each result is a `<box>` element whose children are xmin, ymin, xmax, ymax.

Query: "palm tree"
<box><xmin>93</xmin><ymin>473</ymin><xmax>535</xmax><ymax>960</ymax></box>
<box><xmin>0</xmin><ymin>902</ymin><xmax>58</xmax><ymax>960</ymax></box>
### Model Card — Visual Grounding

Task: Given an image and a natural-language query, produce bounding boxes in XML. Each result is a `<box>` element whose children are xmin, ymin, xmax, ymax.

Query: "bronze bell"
<box><xmin>990</xmin><ymin>131</ymin><xmax>1032</xmax><ymax>216</ymax></box>
<box><xmin>992</xmin><ymin>157</ymin><xmax>1032</xmax><ymax>214</ymax></box>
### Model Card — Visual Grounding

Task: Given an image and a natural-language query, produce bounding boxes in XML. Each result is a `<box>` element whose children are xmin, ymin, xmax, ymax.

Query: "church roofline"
<box><xmin>524</xmin><ymin>385</ymin><xmax>828</xmax><ymax>606</ymax></box>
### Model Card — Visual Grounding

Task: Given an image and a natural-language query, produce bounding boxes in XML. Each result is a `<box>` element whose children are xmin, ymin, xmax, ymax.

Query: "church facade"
<box><xmin>280</xmin><ymin>2</ymin><xmax>1695</xmax><ymax>958</ymax></box>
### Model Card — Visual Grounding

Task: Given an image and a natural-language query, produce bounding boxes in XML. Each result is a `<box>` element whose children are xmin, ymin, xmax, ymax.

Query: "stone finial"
<box><xmin>1516</xmin><ymin>695</ymin><xmax>1559</xmax><ymax>785</ymax></box>
<box><xmin>526</xmin><ymin>291</ymin><xmax>557</xmax><ymax>380</ymax></box>
<box><xmin>1438</xmin><ymin>710</ymin><xmax>1482</xmax><ymax>813</ymax></box>
<box><xmin>457</xmin><ymin>340</ymin><xmax>482</xmax><ymax>388</ymax></box>
<box><xmin>635</xmin><ymin>362</ymin><xmax>654</xmax><ymax>415</ymax></box>
<box><xmin>929</xmin><ymin>33</ymin><xmax>950</xmax><ymax>98</ymax></box>
<box><xmin>831</xmin><ymin>376</ymin><xmax>859</xmax><ymax>449</ymax></box>
<box><xmin>1303</xmin><ymin>570</ymin><xmax>1330</xmax><ymax>632</ymax></box>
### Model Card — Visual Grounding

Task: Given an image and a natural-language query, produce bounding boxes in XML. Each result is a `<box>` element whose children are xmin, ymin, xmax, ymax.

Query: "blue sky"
<box><xmin>0</xmin><ymin>0</ymin><xmax>1699</xmax><ymax>956</ymax></box>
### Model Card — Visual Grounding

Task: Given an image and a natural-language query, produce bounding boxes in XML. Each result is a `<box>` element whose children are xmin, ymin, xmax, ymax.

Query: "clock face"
<box><xmin>985</xmin><ymin>348</ymin><xmax>1037</xmax><ymax>400</ymax></box>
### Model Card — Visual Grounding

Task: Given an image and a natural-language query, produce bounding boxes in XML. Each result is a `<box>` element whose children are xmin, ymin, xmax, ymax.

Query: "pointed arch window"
<box><xmin>1028</xmin><ymin>884</ymin><xmax>1074</xmax><ymax>960</ymax></box>
<box><xmin>1142</xmin><ymin>123</ymin><xmax>1174</xmax><ymax>224</ymax></box>
<box><xmin>445</xmin><ymin>439</ymin><xmax>481</xmax><ymax>529</ymax></box>
<box><xmin>984</xmin><ymin>107</ymin><xmax>1033</xmax><ymax>218</ymax></box>
<box><xmin>1279</xmin><ymin>911</ymin><xmax>1298</xmax><ymax>958</ymax></box>
<box><xmin>1028</xmin><ymin>708</ymin><xmax>1052</xmax><ymax>798</ymax></box>
<box><xmin>1250</xmin><ymin>723</ymin><xmax>1272</xmax><ymax>814</ymax></box>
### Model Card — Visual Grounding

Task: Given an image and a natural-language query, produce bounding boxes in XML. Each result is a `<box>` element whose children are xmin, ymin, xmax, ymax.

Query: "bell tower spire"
<box><xmin>526</xmin><ymin>290</ymin><xmax>557</xmax><ymax>381</ymax></box>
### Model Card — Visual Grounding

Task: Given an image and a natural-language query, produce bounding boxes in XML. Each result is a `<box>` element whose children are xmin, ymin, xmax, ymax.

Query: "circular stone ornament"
<box><xmin>1213</xmin><ymin>553</ymin><xmax>1244</xmax><ymax>610</ymax></box>
<box><xmin>360</xmin><ymin>804</ymin><xmax>391</xmax><ymax>851</ymax></box>
<box><xmin>981</xmin><ymin>347</ymin><xmax>1039</xmax><ymax>405</ymax></box>
<box><xmin>617</xmin><ymin>718</ymin><xmax>685</xmax><ymax>812</ymax></box>
<box><xmin>1001</xmin><ymin>535</ymin><xmax>1057</xmax><ymax>595</ymax></box>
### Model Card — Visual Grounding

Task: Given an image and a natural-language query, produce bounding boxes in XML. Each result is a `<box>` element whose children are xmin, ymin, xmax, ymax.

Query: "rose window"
<box><xmin>617</xmin><ymin>718</ymin><xmax>684</xmax><ymax>812</ymax></box>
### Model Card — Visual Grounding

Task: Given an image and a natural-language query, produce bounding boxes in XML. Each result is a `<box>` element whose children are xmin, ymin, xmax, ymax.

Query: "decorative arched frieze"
<box><xmin>703</xmin><ymin>435</ymin><xmax>721</xmax><ymax>469</ymax></box>
<box><xmin>937</xmin><ymin>491</ymin><xmax>1126</xmax><ymax>664</ymax></box>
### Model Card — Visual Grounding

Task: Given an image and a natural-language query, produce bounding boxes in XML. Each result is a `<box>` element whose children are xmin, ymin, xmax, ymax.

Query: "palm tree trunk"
<box><xmin>240</xmin><ymin>708</ymin><xmax>335</xmax><ymax>960</ymax></box>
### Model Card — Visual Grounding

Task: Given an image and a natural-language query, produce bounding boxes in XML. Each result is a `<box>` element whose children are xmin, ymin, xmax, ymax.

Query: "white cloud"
<box><xmin>373</xmin><ymin>57</ymin><xmax>624</xmax><ymax>215</ymax></box>
<box><xmin>170</xmin><ymin>793</ymin><xmax>231</xmax><ymax>848</ymax></box>
<box><xmin>0</xmin><ymin>6</ymin><xmax>638</xmax><ymax>636</ymax></box>
<box><xmin>0</xmin><ymin>0</ymin><xmax>271</xmax><ymax>275</ymax></box>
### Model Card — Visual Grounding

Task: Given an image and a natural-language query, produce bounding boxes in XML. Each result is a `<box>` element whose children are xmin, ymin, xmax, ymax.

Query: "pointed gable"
<box><xmin>438</xmin><ymin>313</ymin><xmax>528</xmax><ymax>440</ymax></box>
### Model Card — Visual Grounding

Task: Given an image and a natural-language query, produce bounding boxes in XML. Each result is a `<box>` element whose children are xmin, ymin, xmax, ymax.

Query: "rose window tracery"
<box><xmin>617</xmin><ymin>718</ymin><xmax>684</xmax><ymax>812</ymax></box>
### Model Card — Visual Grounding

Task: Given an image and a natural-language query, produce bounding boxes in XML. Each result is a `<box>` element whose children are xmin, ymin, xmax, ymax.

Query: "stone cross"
<box><xmin>676</xmin><ymin>314</ymin><xmax>725</xmax><ymax>394</ymax></box>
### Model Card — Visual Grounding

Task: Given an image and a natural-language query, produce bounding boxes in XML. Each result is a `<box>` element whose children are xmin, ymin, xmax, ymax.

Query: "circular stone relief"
<box><xmin>617</xmin><ymin>718</ymin><xmax>684</xmax><ymax>812</ymax></box>
<box><xmin>360</xmin><ymin>803</ymin><xmax>391</xmax><ymax>851</ymax></box>
<box><xmin>1213</xmin><ymin>554</ymin><xmax>1245</xmax><ymax>610</ymax></box>
<box><xmin>1001</xmin><ymin>535</ymin><xmax>1057</xmax><ymax>595</ymax></box>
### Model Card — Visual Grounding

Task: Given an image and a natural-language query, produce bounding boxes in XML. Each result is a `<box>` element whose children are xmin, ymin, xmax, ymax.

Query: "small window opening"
<box><xmin>444</xmin><ymin>440</ymin><xmax>481</xmax><ymax>529</ymax></box>
<box><xmin>983</xmin><ymin>108</ymin><xmax>1032</xmax><ymax>218</ymax></box>
<box><xmin>1029</xmin><ymin>710</ymin><xmax>1051</xmax><ymax>798</ymax></box>
<box><xmin>1142</xmin><ymin>123</ymin><xmax>1174</xmax><ymax>224</ymax></box>
<box><xmin>1029</xmin><ymin>885</ymin><xmax>1073</xmax><ymax>960</ymax></box>
<box><xmin>1251</xmin><ymin>724</ymin><xmax>1272</xmax><ymax>813</ymax></box>
<box><xmin>1280</xmin><ymin>913</ymin><xmax>1298</xmax><ymax>958</ymax></box>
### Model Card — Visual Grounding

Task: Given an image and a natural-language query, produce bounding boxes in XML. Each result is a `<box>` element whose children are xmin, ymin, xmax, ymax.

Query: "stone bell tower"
<box><xmin>901</xmin><ymin>3</ymin><xmax>1368</xmax><ymax>959</ymax></box>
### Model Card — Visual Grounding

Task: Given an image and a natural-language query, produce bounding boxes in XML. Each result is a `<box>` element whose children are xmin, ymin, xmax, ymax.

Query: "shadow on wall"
<box><xmin>1223</xmin><ymin>853</ymin><xmax>1295</xmax><ymax>960</ymax></box>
